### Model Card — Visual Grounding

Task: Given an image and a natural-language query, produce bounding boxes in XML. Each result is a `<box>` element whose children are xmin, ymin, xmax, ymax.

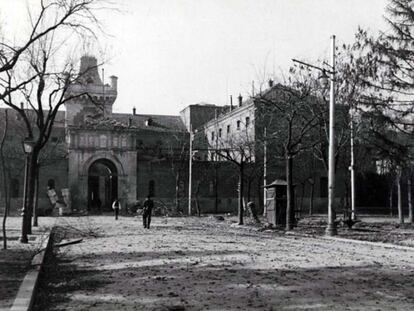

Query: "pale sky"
<box><xmin>1</xmin><ymin>0</ymin><xmax>389</xmax><ymax>116</ymax></box>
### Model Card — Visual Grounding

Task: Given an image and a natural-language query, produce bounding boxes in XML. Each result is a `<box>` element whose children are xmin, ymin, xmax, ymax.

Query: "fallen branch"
<box><xmin>54</xmin><ymin>238</ymin><xmax>83</xmax><ymax>248</ymax></box>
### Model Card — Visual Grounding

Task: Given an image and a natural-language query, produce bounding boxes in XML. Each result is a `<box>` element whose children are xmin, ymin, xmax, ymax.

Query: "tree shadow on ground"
<box><xmin>0</xmin><ymin>247</ymin><xmax>37</xmax><ymax>308</ymax></box>
<box><xmin>36</xmin><ymin>248</ymin><xmax>414</xmax><ymax>310</ymax></box>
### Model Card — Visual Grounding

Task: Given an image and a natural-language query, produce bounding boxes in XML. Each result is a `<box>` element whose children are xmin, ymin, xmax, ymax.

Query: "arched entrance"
<box><xmin>88</xmin><ymin>159</ymin><xmax>118</xmax><ymax>212</ymax></box>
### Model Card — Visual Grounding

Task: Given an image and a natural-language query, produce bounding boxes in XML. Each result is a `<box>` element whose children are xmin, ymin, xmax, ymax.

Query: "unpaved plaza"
<box><xmin>36</xmin><ymin>216</ymin><xmax>414</xmax><ymax>310</ymax></box>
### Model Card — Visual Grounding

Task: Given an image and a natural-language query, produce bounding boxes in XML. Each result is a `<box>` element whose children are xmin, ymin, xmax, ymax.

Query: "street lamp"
<box><xmin>293</xmin><ymin>34</ymin><xmax>338</xmax><ymax>236</ymax></box>
<box><xmin>20</xmin><ymin>137</ymin><xmax>35</xmax><ymax>243</ymax></box>
<box><xmin>349</xmin><ymin>106</ymin><xmax>357</xmax><ymax>221</ymax></box>
<box><xmin>326</xmin><ymin>35</ymin><xmax>337</xmax><ymax>236</ymax></box>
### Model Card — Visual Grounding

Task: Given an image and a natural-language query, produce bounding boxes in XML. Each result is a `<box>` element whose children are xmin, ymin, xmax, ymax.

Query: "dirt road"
<box><xmin>35</xmin><ymin>216</ymin><xmax>414</xmax><ymax>310</ymax></box>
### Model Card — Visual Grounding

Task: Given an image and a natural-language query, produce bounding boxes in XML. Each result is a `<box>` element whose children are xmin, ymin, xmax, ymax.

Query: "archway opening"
<box><xmin>88</xmin><ymin>159</ymin><xmax>118</xmax><ymax>213</ymax></box>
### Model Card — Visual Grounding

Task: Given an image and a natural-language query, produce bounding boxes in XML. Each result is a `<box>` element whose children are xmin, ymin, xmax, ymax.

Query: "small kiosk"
<box><xmin>264</xmin><ymin>179</ymin><xmax>294</xmax><ymax>226</ymax></box>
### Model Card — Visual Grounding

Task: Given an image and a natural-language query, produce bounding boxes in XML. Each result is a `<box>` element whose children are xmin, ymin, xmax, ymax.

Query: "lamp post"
<box><xmin>292</xmin><ymin>34</ymin><xmax>337</xmax><ymax>236</ymax></box>
<box><xmin>349</xmin><ymin>106</ymin><xmax>356</xmax><ymax>221</ymax></box>
<box><xmin>20</xmin><ymin>137</ymin><xmax>35</xmax><ymax>243</ymax></box>
<box><xmin>325</xmin><ymin>35</ymin><xmax>337</xmax><ymax>236</ymax></box>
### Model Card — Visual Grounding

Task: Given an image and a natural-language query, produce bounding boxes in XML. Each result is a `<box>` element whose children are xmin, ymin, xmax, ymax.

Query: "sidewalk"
<box><xmin>293</xmin><ymin>215</ymin><xmax>414</xmax><ymax>247</ymax></box>
<box><xmin>0</xmin><ymin>217</ymin><xmax>53</xmax><ymax>310</ymax></box>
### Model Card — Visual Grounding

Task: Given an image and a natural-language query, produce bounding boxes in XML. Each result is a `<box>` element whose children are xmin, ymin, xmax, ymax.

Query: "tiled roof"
<box><xmin>112</xmin><ymin>113</ymin><xmax>186</xmax><ymax>131</ymax></box>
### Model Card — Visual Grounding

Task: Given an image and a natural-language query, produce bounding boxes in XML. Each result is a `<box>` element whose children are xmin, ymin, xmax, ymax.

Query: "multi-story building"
<box><xmin>0</xmin><ymin>55</ymin><xmax>396</xmax><ymax>217</ymax></box>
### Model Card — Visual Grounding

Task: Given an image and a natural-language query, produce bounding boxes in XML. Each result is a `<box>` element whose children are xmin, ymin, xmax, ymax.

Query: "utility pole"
<box><xmin>102</xmin><ymin>68</ymin><xmax>105</xmax><ymax>118</ymax></box>
<box><xmin>326</xmin><ymin>35</ymin><xmax>337</xmax><ymax>236</ymax></box>
<box><xmin>350</xmin><ymin>107</ymin><xmax>356</xmax><ymax>220</ymax></box>
<box><xmin>292</xmin><ymin>35</ymin><xmax>338</xmax><ymax>236</ymax></box>
<box><xmin>263</xmin><ymin>127</ymin><xmax>267</xmax><ymax>217</ymax></box>
<box><xmin>188</xmin><ymin>125</ymin><xmax>193</xmax><ymax>216</ymax></box>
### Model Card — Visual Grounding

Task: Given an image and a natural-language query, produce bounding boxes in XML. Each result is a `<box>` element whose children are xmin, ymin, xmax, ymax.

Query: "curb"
<box><xmin>285</xmin><ymin>231</ymin><xmax>414</xmax><ymax>252</ymax></box>
<box><xmin>10</xmin><ymin>230</ymin><xmax>55</xmax><ymax>311</ymax></box>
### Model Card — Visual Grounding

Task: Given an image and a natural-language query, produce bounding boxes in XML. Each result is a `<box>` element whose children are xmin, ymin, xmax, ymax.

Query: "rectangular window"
<box><xmin>237</xmin><ymin>120</ymin><xmax>241</xmax><ymax>130</ymax></box>
<box><xmin>121</xmin><ymin>137</ymin><xmax>127</xmax><ymax>148</ymax></box>
<box><xmin>227</xmin><ymin>125</ymin><xmax>230</xmax><ymax>133</ymax></box>
<box><xmin>100</xmin><ymin>135</ymin><xmax>107</xmax><ymax>148</ymax></box>
<box><xmin>80</xmin><ymin>136</ymin><xmax>85</xmax><ymax>147</ymax></box>
<box><xmin>211</xmin><ymin>131</ymin><xmax>215</xmax><ymax>141</ymax></box>
<box><xmin>218</xmin><ymin>128</ymin><xmax>222</xmax><ymax>138</ymax></box>
<box><xmin>88</xmin><ymin>136</ymin><xmax>94</xmax><ymax>147</ymax></box>
<box><xmin>245</xmin><ymin>117</ymin><xmax>250</xmax><ymax>127</ymax></box>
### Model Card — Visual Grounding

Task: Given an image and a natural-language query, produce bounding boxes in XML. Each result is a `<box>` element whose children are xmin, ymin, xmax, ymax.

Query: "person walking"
<box><xmin>143</xmin><ymin>195</ymin><xmax>154</xmax><ymax>229</ymax></box>
<box><xmin>112</xmin><ymin>198</ymin><xmax>121</xmax><ymax>220</ymax></box>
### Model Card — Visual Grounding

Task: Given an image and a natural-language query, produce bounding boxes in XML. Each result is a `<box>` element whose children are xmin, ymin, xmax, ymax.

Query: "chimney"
<box><xmin>230</xmin><ymin>95</ymin><xmax>233</xmax><ymax>111</ymax></box>
<box><xmin>238</xmin><ymin>94</ymin><xmax>243</xmax><ymax>107</ymax></box>
<box><xmin>132</xmin><ymin>106</ymin><xmax>136</xmax><ymax>115</ymax></box>
<box><xmin>268</xmin><ymin>79</ymin><xmax>274</xmax><ymax>88</ymax></box>
<box><xmin>79</xmin><ymin>55</ymin><xmax>103</xmax><ymax>84</ymax></box>
<box><xmin>80</xmin><ymin>55</ymin><xmax>98</xmax><ymax>74</ymax></box>
<box><xmin>20</xmin><ymin>102</ymin><xmax>24</xmax><ymax>110</ymax></box>
<box><xmin>110</xmin><ymin>75</ymin><xmax>118</xmax><ymax>91</ymax></box>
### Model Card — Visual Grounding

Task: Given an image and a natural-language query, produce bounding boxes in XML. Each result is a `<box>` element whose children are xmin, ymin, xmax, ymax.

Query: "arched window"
<box><xmin>149</xmin><ymin>180</ymin><xmax>155</xmax><ymax>197</ymax></box>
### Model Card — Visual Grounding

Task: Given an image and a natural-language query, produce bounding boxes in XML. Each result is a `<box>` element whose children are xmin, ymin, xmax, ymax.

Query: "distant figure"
<box><xmin>112</xmin><ymin>199</ymin><xmax>121</xmax><ymax>220</ymax></box>
<box><xmin>143</xmin><ymin>195</ymin><xmax>154</xmax><ymax>229</ymax></box>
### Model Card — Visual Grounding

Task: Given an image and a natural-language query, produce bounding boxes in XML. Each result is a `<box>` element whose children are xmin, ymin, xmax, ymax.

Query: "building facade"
<box><xmin>0</xmin><ymin>56</ymin><xmax>392</xmax><ymax>217</ymax></box>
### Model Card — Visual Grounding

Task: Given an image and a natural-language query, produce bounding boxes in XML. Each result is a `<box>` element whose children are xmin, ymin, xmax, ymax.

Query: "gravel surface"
<box><xmin>32</xmin><ymin>215</ymin><xmax>414</xmax><ymax>311</ymax></box>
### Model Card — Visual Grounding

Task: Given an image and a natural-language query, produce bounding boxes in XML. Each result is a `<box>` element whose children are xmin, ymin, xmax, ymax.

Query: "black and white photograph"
<box><xmin>0</xmin><ymin>0</ymin><xmax>413</xmax><ymax>310</ymax></box>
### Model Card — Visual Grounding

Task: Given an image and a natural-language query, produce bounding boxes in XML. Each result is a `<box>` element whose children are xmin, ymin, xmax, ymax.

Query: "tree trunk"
<box><xmin>408</xmin><ymin>172</ymin><xmax>413</xmax><ymax>224</ymax></box>
<box><xmin>397</xmin><ymin>171</ymin><xmax>404</xmax><ymax>224</ymax></box>
<box><xmin>1</xmin><ymin>110</ymin><xmax>9</xmax><ymax>249</ymax></box>
<box><xmin>389</xmin><ymin>184</ymin><xmax>394</xmax><ymax>217</ymax></box>
<box><xmin>214</xmin><ymin>165</ymin><xmax>218</xmax><ymax>214</ymax></box>
<box><xmin>26</xmin><ymin>149</ymin><xmax>39</xmax><ymax>235</ymax></box>
<box><xmin>299</xmin><ymin>182</ymin><xmax>305</xmax><ymax>219</ymax></box>
<box><xmin>258</xmin><ymin>179</ymin><xmax>264</xmax><ymax>217</ymax></box>
<box><xmin>238</xmin><ymin>162</ymin><xmax>244</xmax><ymax>225</ymax></box>
<box><xmin>286</xmin><ymin>153</ymin><xmax>294</xmax><ymax>230</ymax></box>
<box><xmin>33</xmin><ymin>164</ymin><xmax>39</xmax><ymax>227</ymax></box>
<box><xmin>309</xmin><ymin>180</ymin><xmax>314</xmax><ymax>216</ymax></box>
<box><xmin>195</xmin><ymin>180</ymin><xmax>201</xmax><ymax>217</ymax></box>
<box><xmin>175</xmin><ymin>173</ymin><xmax>180</xmax><ymax>215</ymax></box>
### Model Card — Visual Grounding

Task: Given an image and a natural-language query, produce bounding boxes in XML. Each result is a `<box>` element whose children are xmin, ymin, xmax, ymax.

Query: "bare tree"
<box><xmin>164</xmin><ymin>131</ymin><xmax>190</xmax><ymax>215</ymax></box>
<box><xmin>208</xmin><ymin>117</ymin><xmax>255</xmax><ymax>225</ymax></box>
<box><xmin>1</xmin><ymin>110</ymin><xmax>10</xmax><ymax>249</ymax></box>
<box><xmin>0</xmin><ymin>0</ymin><xmax>109</xmax><ymax>237</ymax></box>
<box><xmin>0</xmin><ymin>0</ymin><xmax>104</xmax><ymax>101</ymax></box>
<box><xmin>256</xmin><ymin>79</ymin><xmax>321</xmax><ymax>230</ymax></box>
